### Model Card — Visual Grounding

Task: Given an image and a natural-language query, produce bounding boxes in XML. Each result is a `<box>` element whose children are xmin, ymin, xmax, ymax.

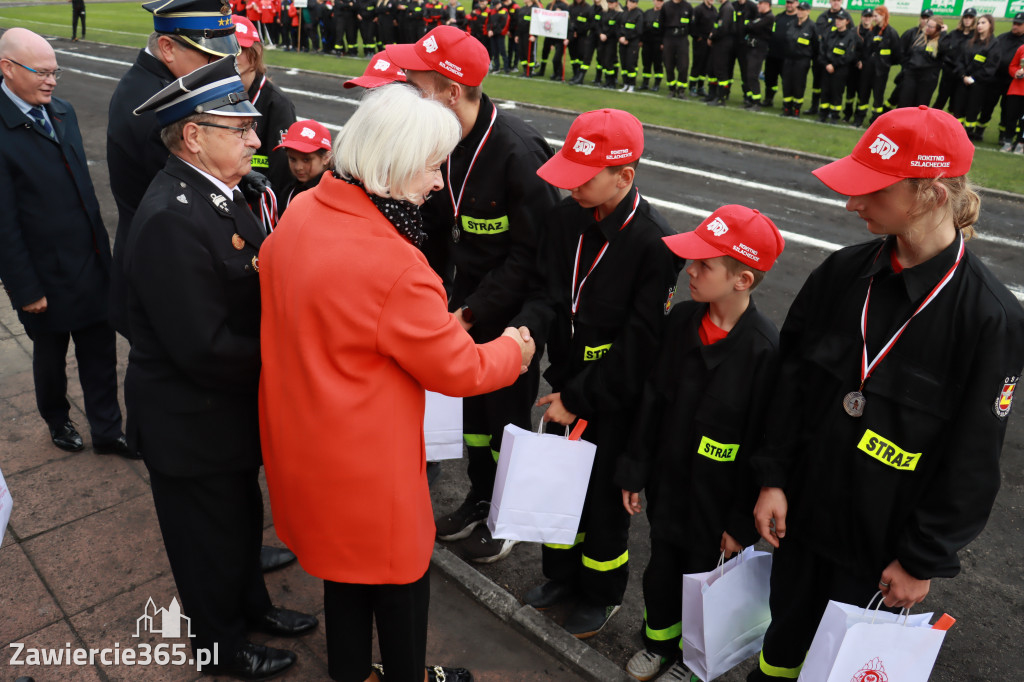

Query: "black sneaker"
<box><xmin>434</xmin><ymin>497</ymin><xmax>489</xmax><ymax>541</ymax></box>
<box><xmin>460</xmin><ymin>523</ymin><xmax>517</xmax><ymax>563</ymax></box>
<box><xmin>564</xmin><ymin>601</ymin><xmax>620</xmax><ymax>639</ymax></box>
<box><xmin>522</xmin><ymin>580</ymin><xmax>577</xmax><ymax>610</ymax></box>
<box><xmin>370</xmin><ymin>663</ymin><xmax>474</xmax><ymax>681</ymax></box>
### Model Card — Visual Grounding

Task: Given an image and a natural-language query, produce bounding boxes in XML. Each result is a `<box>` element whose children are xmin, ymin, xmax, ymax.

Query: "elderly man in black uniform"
<box><xmin>0</xmin><ymin>28</ymin><xmax>133</xmax><ymax>458</ymax></box>
<box><xmin>126</xmin><ymin>58</ymin><xmax>317</xmax><ymax>680</ymax></box>
<box><xmin>387</xmin><ymin>26</ymin><xmax>560</xmax><ymax>563</ymax></box>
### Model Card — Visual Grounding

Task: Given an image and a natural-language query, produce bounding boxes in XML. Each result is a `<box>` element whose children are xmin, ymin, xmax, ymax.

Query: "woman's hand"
<box><xmin>537</xmin><ymin>392</ymin><xmax>577</xmax><ymax>425</ymax></box>
<box><xmin>501</xmin><ymin>326</ymin><xmax>536</xmax><ymax>374</ymax></box>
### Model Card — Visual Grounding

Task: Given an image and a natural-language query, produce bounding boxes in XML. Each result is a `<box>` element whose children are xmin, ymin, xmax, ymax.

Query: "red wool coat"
<box><xmin>259</xmin><ymin>175</ymin><xmax>521</xmax><ymax>585</ymax></box>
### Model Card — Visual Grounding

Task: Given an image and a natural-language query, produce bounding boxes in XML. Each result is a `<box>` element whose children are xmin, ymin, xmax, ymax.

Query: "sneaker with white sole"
<box><xmin>1014</xmin><ymin>143</ymin><xmax>1024</xmax><ymax>154</ymax></box>
<box><xmin>564</xmin><ymin>601</ymin><xmax>621</xmax><ymax>638</ymax></box>
<box><xmin>659</xmin><ymin>661</ymin><xmax>699</xmax><ymax>682</ymax></box>
<box><xmin>460</xmin><ymin>523</ymin><xmax>517</xmax><ymax>563</ymax></box>
<box><xmin>626</xmin><ymin>648</ymin><xmax>668</xmax><ymax>681</ymax></box>
<box><xmin>435</xmin><ymin>497</ymin><xmax>489</xmax><ymax>541</ymax></box>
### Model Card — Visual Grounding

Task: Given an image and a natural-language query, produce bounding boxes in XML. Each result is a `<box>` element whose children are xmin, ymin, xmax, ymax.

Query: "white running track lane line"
<box><xmin>3</xmin><ymin>18</ymin><xmax>144</xmax><ymax>37</ymax></box>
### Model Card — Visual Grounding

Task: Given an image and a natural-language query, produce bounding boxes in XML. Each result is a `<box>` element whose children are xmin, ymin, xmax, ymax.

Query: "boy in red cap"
<box><xmin>510</xmin><ymin>109</ymin><xmax>680</xmax><ymax>638</ymax></box>
<box><xmin>748</xmin><ymin>106</ymin><xmax>1024</xmax><ymax>681</ymax></box>
<box><xmin>615</xmin><ymin>205</ymin><xmax>784</xmax><ymax>682</ymax></box>
<box><xmin>274</xmin><ymin>119</ymin><xmax>334</xmax><ymax>213</ymax></box>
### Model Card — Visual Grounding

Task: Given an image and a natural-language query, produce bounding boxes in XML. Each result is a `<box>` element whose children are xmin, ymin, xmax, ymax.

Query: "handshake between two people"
<box><xmin>501</xmin><ymin>326</ymin><xmax>536</xmax><ymax>375</ymax></box>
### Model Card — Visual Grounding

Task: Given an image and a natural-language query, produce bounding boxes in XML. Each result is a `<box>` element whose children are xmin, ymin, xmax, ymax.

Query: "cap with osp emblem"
<box><xmin>662</xmin><ymin>205</ymin><xmax>785</xmax><ymax>272</ymax></box>
<box><xmin>920</xmin><ymin>8</ymin><xmax>934</xmax><ymax>18</ymax></box>
<box><xmin>275</xmin><ymin>119</ymin><xmax>332</xmax><ymax>153</ymax></box>
<box><xmin>384</xmin><ymin>26</ymin><xmax>489</xmax><ymax>87</ymax></box>
<box><xmin>133</xmin><ymin>56</ymin><xmax>260</xmax><ymax>127</ymax></box>
<box><xmin>144</xmin><ymin>0</ymin><xmax>240</xmax><ymax>57</ymax></box>
<box><xmin>962</xmin><ymin>7</ymin><xmax>977</xmax><ymax>17</ymax></box>
<box><xmin>537</xmin><ymin>109</ymin><xmax>643</xmax><ymax>189</ymax></box>
<box><xmin>343</xmin><ymin>51</ymin><xmax>408</xmax><ymax>89</ymax></box>
<box><xmin>861</xmin><ymin>8</ymin><xmax>874</xmax><ymax>16</ymax></box>
<box><xmin>1014</xmin><ymin>12</ymin><xmax>1024</xmax><ymax>23</ymax></box>
<box><xmin>796</xmin><ymin>2</ymin><xmax>810</xmax><ymax>9</ymax></box>
<box><xmin>812</xmin><ymin>105</ymin><xmax>974</xmax><ymax>196</ymax></box>
<box><xmin>231</xmin><ymin>15</ymin><xmax>261</xmax><ymax>48</ymax></box>
<box><xmin>835</xmin><ymin>10</ymin><xmax>852</xmax><ymax>21</ymax></box>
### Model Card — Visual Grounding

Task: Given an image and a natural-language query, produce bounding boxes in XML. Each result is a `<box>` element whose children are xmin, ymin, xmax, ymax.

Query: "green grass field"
<box><xmin>1</xmin><ymin>1</ymin><xmax>1021</xmax><ymax>193</ymax></box>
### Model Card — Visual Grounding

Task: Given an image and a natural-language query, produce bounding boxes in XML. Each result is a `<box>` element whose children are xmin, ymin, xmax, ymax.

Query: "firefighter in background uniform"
<box><xmin>886</xmin><ymin>9</ymin><xmax>934</xmax><ymax>113</ymax></box>
<box><xmin>842</xmin><ymin>7</ymin><xmax>870</xmax><ymax>122</ymax></box>
<box><xmin>853</xmin><ymin>5</ymin><xmax>899</xmax><ymax>127</ymax></box>
<box><xmin>897</xmin><ymin>17</ymin><xmax>944</xmax><ymax>108</ymax></box>
<box><xmin>375</xmin><ymin>0</ymin><xmax>399</xmax><ymax>50</ymax></box>
<box><xmin>355</xmin><ymin>0</ymin><xmax>376</xmax><ymax>54</ymax></box>
<box><xmin>516</xmin><ymin>0</ymin><xmax>539</xmax><ymax>75</ymax></box>
<box><xmin>934</xmin><ymin>8</ymin><xmax>975</xmax><ymax>113</ymax></box>
<box><xmin>731</xmin><ymin>0</ymin><xmax>756</xmax><ymax>103</ymax></box>
<box><xmin>991</xmin><ymin>13</ymin><xmax>1024</xmax><ymax>146</ymax></box>
<box><xmin>639</xmin><ymin>0</ymin><xmax>665</xmax><ymax>91</ymax></box>
<box><xmin>468</xmin><ymin>0</ymin><xmax>490</xmax><ymax>49</ymax></box>
<box><xmin>954</xmin><ymin>14</ymin><xmax>997</xmax><ymax>141</ymax></box>
<box><xmin>690</xmin><ymin>0</ymin><xmax>716</xmax><ymax>96</ymax></box>
<box><xmin>504</xmin><ymin>0</ymin><xmax>520</xmax><ymax>70</ymax></box>
<box><xmin>748</xmin><ymin>106</ymin><xmax>1024</xmax><ymax>682</ymax></box>
<box><xmin>386</xmin><ymin>27</ymin><xmax>561</xmax><ymax>563</ymax></box>
<box><xmin>617</xmin><ymin>0</ymin><xmax>644</xmax><ymax>91</ymax></box>
<box><xmin>487</xmin><ymin>0</ymin><xmax>512</xmax><ymax>72</ymax></box>
<box><xmin>511</xmin><ymin>109</ymin><xmax>681</xmax><ymax>640</ymax></box>
<box><xmin>598</xmin><ymin>0</ymin><xmax>623</xmax><ymax>88</ymax></box>
<box><xmin>780</xmin><ymin>1</ymin><xmax>815</xmax><ymax>117</ymax></box>
<box><xmin>398</xmin><ymin>0</ymin><xmax>426</xmax><ymax>42</ymax></box>
<box><xmin>816</xmin><ymin>9</ymin><xmax>856</xmax><ymax>123</ymax></box>
<box><xmin>705</xmin><ymin>0</ymin><xmax>734</xmax><ymax>105</ymax></box>
<box><xmin>540</xmin><ymin>0</ymin><xmax>570</xmax><ymax>79</ymax></box>
<box><xmin>742</xmin><ymin>0</ymin><xmax>773</xmax><ymax>108</ymax></box>
<box><xmin>764</xmin><ymin>0</ymin><xmax>796</xmax><ymax>108</ymax></box>
<box><xmin>332</xmin><ymin>0</ymin><xmax>355</xmax><ymax>53</ymax></box>
<box><xmin>809</xmin><ymin>0</ymin><xmax>843</xmax><ymax>116</ymax></box>
<box><xmin>582</xmin><ymin>0</ymin><xmax>605</xmax><ymax>84</ymax></box>
<box><xmin>660</xmin><ymin>0</ymin><xmax>692</xmax><ymax>98</ymax></box>
<box><xmin>443</xmin><ymin>0</ymin><xmax>468</xmax><ymax>30</ymax></box>
<box><xmin>568</xmin><ymin>0</ymin><xmax>594</xmax><ymax>83</ymax></box>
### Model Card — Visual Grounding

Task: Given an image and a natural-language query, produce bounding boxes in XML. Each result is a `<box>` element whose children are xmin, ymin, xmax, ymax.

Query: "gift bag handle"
<box><xmin>535</xmin><ymin>419</ymin><xmax>589</xmax><ymax>440</ymax></box>
<box><xmin>864</xmin><ymin>591</ymin><xmax>913</xmax><ymax>625</ymax></box>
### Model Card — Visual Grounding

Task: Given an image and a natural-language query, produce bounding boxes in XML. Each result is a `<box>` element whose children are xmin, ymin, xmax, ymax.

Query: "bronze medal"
<box><xmin>451</xmin><ymin>224</ymin><xmax>460</xmax><ymax>243</ymax></box>
<box><xmin>843</xmin><ymin>391</ymin><xmax>866</xmax><ymax>418</ymax></box>
<box><xmin>231</xmin><ymin>234</ymin><xmax>245</xmax><ymax>250</ymax></box>
<box><xmin>251</xmin><ymin>255</ymin><xmax>259</xmax><ymax>272</ymax></box>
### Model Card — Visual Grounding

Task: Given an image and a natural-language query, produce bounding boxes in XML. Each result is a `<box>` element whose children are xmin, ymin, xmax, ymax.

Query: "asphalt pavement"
<box><xmin>2</xmin><ymin>30</ymin><xmax>1023</xmax><ymax>682</ymax></box>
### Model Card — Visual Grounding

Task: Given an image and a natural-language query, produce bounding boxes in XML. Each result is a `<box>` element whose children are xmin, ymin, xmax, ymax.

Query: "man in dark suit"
<box><xmin>0</xmin><ymin>28</ymin><xmax>133</xmax><ymax>458</ymax></box>
<box><xmin>107</xmin><ymin>0</ymin><xmax>241</xmax><ymax>342</ymax></box>
<box><xmin>125</xmin><ymin>58</ymin><xmax>316</xmax><ymax>680</ymax></box>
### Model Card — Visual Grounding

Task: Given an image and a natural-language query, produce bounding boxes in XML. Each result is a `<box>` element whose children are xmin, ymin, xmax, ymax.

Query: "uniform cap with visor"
<box><xmin>536</xmin><ymin>109</ymin><xmax>643</xmax><ymax>189</ymax></box>
<box><xmin>1015</xmin><ymin>12</ymin><xmax>1024</xmax><ymax>23</ymax></box>
<box><xmin>812</xmin><ymin>105</ymin><xmax>974</xmax><ymax>196</ymax></box>
<box><xmin>343</xmin><ymin>51</ymin><xmax>408</xmax><ymax>89</ymax></box>
<box><xmin>662</xmin><ymin>205</ymin><xmax>785</xmax><ymax>272</ymax></box>
<box><xmin>963</xmin><ymin>7</ymin><xmax>977</xmax><ymax>17</ymax></box>
<box><xmin>796</xmin><ymin>2</ymin><xmax>810</xmax><ymax>10</ymax></box>
<box><xmin>275</xmin><ymin>119</ymin><xmax>332</xmax><ymax>153</ymax></box>
<box><xmin>133</xmin><ymin>56</ymin><xmax>260</xmax><ymax>127</ymax></box>
<box><xmin>384</xmin><ymin>26</ymin><xmax>489</xmax><ymax>87</ymax></box>
<box><xmin>144</xmin><ymin>0</ymin><xmax>241</xmax><ymax>57</ymax></box>
<box><xmin>231</xmin><ymin>15</ymin><xmax>261</xmax><ymax>48</ymax></box>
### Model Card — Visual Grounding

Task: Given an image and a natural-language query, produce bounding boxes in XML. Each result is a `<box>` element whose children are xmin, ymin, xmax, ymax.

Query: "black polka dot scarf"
<box><xmin>340</xmin><ymin>174</ymin><xmax>427</xmax><ymax>247</ymax></box>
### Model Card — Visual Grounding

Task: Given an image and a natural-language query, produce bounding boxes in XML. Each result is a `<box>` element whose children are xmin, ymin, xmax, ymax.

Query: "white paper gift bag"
<box><xmin>423</xmin><ymin>391</ymin><xmax>463</xmax><ymax>462</ymax></box>
<box><xmin>0</xmin><ymin>464</ymin><xmax>11</xmax><ymax>536</ymax></box>
<box><xmin>798</xmin><ymin>596</ymin><xmax>948</xmax><ymax>682</ymax></box>
<box><xmin>682</xmin><ymin>546</ymin><xmax>773</xmax><ymax>681</ymax></box>
<box><xmin>486</xmin><ymin>421</ymin><xmax>596</xmax><ymax>545</ymax></box>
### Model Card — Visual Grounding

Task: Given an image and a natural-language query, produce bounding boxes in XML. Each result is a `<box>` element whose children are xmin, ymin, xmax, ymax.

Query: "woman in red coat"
<box><xmin>259</xmin><ymin>84</ymin><xmax>533</xmax><ymax>682</ymax></box>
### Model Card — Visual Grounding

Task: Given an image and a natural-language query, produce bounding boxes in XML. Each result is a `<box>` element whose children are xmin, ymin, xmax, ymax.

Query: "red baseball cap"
<box><xmin>231</xmin><ymin>16</ymin><xmax>261</xmax><ymax>48</ymax></box>
<box><xmin>662</xmin><ymin>205</ymin><xmax>785</xmax><ymax>272</ymax></box>
<box><xmin>274</xmin><ymin>120</ymin><xmax>333</xmax><ymax>153</ymax></box>
<box><xmin>813</xmin><ymin>105</ymin><xmax>974</xmax><ymax>196</ymax></box>
<box><xmin>383</xmin><ymin>26</ymin><xmax>489</xmax><ymax>87</ymax></box>
<box><xmin>343</xmin><ymin>51</ymin><xmax>408</xmax><ymax>89</ymax></box>
<box><xmin>537</xmin><ymin>109</ymin><xmax>644</xmax><ymax>189</ymax></box>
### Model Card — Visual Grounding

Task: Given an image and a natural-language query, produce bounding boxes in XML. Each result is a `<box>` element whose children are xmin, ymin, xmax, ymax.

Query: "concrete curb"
<box><xmin>431</xmin><ymin>544</ymin><xmax>633</xmax><ymax>682</ymax></box>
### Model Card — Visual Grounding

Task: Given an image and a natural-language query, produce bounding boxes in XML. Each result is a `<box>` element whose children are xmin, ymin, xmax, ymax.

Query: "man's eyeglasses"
<box><xmin>4</xmin><ymin>58</ymin><xmax>63</xmax><ymax>80</ymax></box>
<box><xmin>195</xmin><ymin>121</ymin><xmax>259</xmax><ymax>140</ymax></box>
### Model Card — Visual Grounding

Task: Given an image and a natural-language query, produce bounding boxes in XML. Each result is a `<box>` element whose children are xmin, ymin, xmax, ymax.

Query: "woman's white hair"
<box><xmin>334</xmin><ymin>84</ymin><xmax>460</xmax><ymax>203</ymax></box>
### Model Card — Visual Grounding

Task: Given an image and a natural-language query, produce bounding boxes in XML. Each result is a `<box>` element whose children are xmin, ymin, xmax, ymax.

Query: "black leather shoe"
<box><xmin>93</xmin><ymin>435</ymin><xmax>142</xmax><ymax>459</ymax></box>
<box><xmin>50</xmin><ymin>420</ymin><xmax>84</xmax><ymax>452</ymax></box>
<box><xmin>564</xmin><ymin>601</ymin><xmax>620</xmax><ymax>639</ymax></box>
<box><xmin>260</xmin><ymin>545</ymin><xmax>297</xmax><ymax>573</ymax></box>
<box><xmin>250</xmin><ymin>606</ymin><xmax>318</xmax><ymax>637</ymax></box>
<box><xmin>204</xmin><ymin>642</ymin><xmax>296</xmax><ymax>680</ymax></box>
<box><xmin>522</xmin><ymin>580</ymin><xmax>576</xmax><ymax>610</ymax></box>
<box><xmin>427</xmin><ymin>665</ymin><xmax>473</xmax><ymax>681</ymax></box>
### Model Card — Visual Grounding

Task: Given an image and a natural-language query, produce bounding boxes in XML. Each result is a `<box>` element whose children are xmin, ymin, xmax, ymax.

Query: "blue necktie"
<box><xmin>29</xmin><ymin>106</ymin><xmax>56</xmax><ymax>141</ymax></box>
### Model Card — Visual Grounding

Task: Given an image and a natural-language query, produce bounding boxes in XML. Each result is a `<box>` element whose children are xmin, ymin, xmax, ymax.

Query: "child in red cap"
<box><xmin>510</xmin><ymin>108</ymin><xmax>681</xmax><ymax>638</ymax></box>
<box><xmin>616</xmin><ymin>205</ymin><xmax>785</xmax><ymax>682</ymax></box>
<box><xmin>274</xmin><ymin>119</ymin><xmax>334</xmax><ymax>213</ymax></box>
<box><xmin>748</xmin><ymin>107</ymin><xmax>1024</xmax><ymax>681</ymax></box>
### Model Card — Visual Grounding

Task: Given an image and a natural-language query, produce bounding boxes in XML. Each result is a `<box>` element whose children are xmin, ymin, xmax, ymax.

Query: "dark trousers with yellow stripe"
<box><xmin>541</xmin><ymin>424</ymin><xmax>631</xmax><ymax>606</ymax></box>
<box><xmin>662</xmin><ymin>35</ymin><xmax>689</xmax><ymax>91</ymax></box>
<box><xmin>750</xmin><ymin>539</ymin><xmax>896</xmax><ymax>681</ymax></box>
<box><xmin>464</xmin><ymin>360</ymin><xmax>540</xmax><ymax>502</ymax></box>
<box><xmin>641</xmin><ymin>538</ymin><xmax>720</xmax><ymax>660</ymax></box>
